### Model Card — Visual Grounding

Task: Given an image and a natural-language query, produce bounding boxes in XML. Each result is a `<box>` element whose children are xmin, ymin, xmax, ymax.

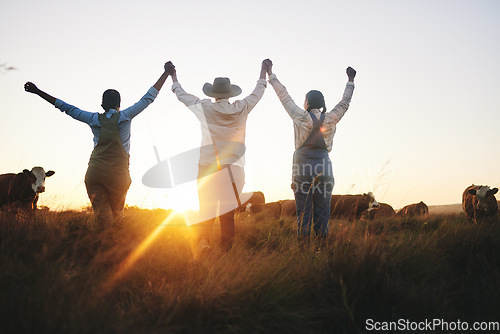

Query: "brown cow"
<box><xmin>330</xmin><ymin>192</ymin><xmax>379</xmax><ymax>221</ymax></box>
<box><xmin>279</xmin><ymin>199</ymin><xmax>297</xmax><ymax>217</ymax></box>
<box><xmin>0</xmin><ymin>167</ymin><xmax>55</xmax><ymax>211</ymax></box>
<box><xmin>248</xmin><ymin>201</ymin><xmax>283</xmax><ymax>219</ymax></box>
<box><xmin>236</xmin><ymin>191</ymin><xmax>265</xmax><ymax>212</ymax></box>
<box><xmin>279</xmin><ymin>193</ymin><xmax>379</xmax><ymax>221</ymax></box>
<box><xmin>362</xmin><ymin>202</ymin><xmax>395</xmax><ymax>220</ymax></box>
<box><xmin>396</xmin><ymin>201</ymin><xmax>429</xmax><ymax>217</ymax></box>
<box><xmin>462</xmin><ymin>184</ymin><xmax>498</xmax><ymax>223</ymax></box>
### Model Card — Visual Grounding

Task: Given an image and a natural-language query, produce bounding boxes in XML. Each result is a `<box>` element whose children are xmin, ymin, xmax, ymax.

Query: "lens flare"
<box><xmin>97</xmin><ymin>213</ymin><xmax>179</xmax><ymax>297</ymax></box>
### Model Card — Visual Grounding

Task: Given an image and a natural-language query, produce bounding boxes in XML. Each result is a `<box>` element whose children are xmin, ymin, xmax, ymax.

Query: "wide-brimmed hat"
<box><xmin>202</xmin><ymin>77</ymin><xmax>242</xmax><ymax>98</ymax></box>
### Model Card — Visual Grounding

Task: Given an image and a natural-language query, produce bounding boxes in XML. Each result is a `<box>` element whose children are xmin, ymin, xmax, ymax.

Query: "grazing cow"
<box><xmin>396</xmin><ymin>201</ymin><xmax>429</xmax><ymax>217</ymax></box>
<box><xmin>330</xmin><ymin>192</ymin><xmax>379</xmax><ymax>221</ymax></box>
<box><xmin>235</xmin><ymin>191</ymin><xmax>265</xmax><ymax>212</ymax></box>
<box><xmin>279</xmin><ymin>193</ymin><xmax>379</xmax><ymax>221</ymax></box>
<box><xmin>248</xmin><ymin>201</ymin><xmax>283</xmax><ymax>219</ymax></box>
<box><xmin>279</xmin><ymin>199</ymin><xmax>297</xmax><ymax>217</ymax></box>
<box><xmin>462</xmin><ymin>184</ymin><xmax>498</xmax><ymax>223</ymax></box>
<box><xmin>0</xmin><ymin>167</ymin><xmax>55</xmax><ymax>211</ymax></box>
<box><xmin>362</xmin><ymin>202</ymin><xmax>396</xmax><ymax>220</ymax></box>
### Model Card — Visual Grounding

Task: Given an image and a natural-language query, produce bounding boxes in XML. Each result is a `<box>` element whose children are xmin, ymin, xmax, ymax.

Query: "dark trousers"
<box><xmin>196</xmin><ymin>165</ymin><xmax>244</xmax><ymax>250</ymax></box>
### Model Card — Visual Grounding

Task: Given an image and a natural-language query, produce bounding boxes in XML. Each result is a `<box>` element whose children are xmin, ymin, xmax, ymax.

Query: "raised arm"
<box><xmin>25</xmin><ymin>82</ymin><xmax>97</xmax><ymax>124</ymax></box>
<box><xmin>232</xmin><ymin>60</ymin><xmax>270</xmax><ymax>112</ymax></box>
<box><xmin>153</xmin><ymin>61</ymin><xmax>174</xmax><ymax>92</ymax></box>
<box><xmin>170</xmin><ymin>65</ymin><xmax>179</xmax><ymax>84</ymax></box>
<box><xmin>170</xmin><ymin>65</ymin><xmax>203</xmax><ymax>107</ymax></box>
<box><xmin>24</xmin><ymin>82</ymin><xmax>57</xmax><ymax>105</ymax></box>
<box><xmin>119</xmin><ymin>62</ymin><xmax>174</xmax><ymax>120</ymax></box>
<box><xmin>266</xmin><ymin>60</ymin><xmax>309</xmax><ymax>121</ymax></box>
<box><xmin>266</xmin><ymin>59</ymin><xmax>273</xmax><ymax>77</ymax></box>
<box><xmin>328</xmin><ymin>67</ymin><xmax>356</xmax><ymax>124</ymax></box>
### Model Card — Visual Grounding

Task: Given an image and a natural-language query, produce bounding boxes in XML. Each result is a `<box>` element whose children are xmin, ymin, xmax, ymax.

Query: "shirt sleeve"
<box><xmin>232</xmin><ymin>79</ymin><xmax>267</xmax><ymax>114</ymax></box>
<box><xmin>328</xmin><ymin>82</ymin><xmax>355</xmax><ymax>124</ymax></box>
<box><xmin>171</xmin><ymin>82</ymin><xmax>201</xmax><ymax>107</ymax></box>
<box><xmin>55</xmin><ymin>99</ymin><xmax>99</xmax><ymax>126</ymax></box>
<box><xmin>119</xmin><ymin>86</ymin><xmax>159</xmax><ymax>121</ymax></box>
<box><xmin>268</xmin><ymin>73</ymin><xmax>309</xmax><ymax>122</ymax></box>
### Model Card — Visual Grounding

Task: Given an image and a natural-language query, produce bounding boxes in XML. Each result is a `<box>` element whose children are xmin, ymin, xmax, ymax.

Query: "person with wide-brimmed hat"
<box><xmin>170</xmin><ymin>60</ymin><xmax>271</xmax><ymax>252</ymax></box>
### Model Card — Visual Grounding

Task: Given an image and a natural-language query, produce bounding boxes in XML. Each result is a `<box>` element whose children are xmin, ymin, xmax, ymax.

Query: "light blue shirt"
<box><xmin>54</xmin><ymin>87</ymin><xmax>158</xmax><ymax>154</ymax></box>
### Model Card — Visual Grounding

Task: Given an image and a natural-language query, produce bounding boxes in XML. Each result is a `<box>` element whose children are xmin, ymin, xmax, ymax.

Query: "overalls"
<box><xmin>292</xmin><ymin>112</ymin><xmax>334</xmax><ymax>238</ymax></box>
<box><xmin>84</xmin><ymin>112</ymin><xmax>131</xmax><ymax>223</ymax></box>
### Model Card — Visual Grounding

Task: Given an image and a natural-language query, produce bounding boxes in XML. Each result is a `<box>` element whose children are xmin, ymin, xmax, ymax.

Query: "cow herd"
<box><xmin>240</xmin><ymin>185</ymin><xmax>499</xmax><ymax>224</ymax></box>
<box><xmin>241</xmin><ymin>191</ymin><xmax>425</xmax><ymax>221</ymax></box>
<box><xmin>0</xmin><ymin>167</ymin><xmax>499</xmax><ymax>224</ymax></box>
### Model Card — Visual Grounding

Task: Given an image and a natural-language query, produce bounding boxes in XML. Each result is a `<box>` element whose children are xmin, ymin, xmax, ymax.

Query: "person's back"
<box><xmin>266</xmin><ymin>60</ymin><xmax>356</xmax><ymax>249</ymax></box>
<box><xmin>172</xmin><ymin>72</ymin><xmax>268</xmax><ymax>167</ymax></box>
<box><xmin>197</xmin><ymin>98</ymin><xmax>253</xmax><ymax>166</ymax></box>
<box><xmin>169</xmin><ymin>60</ymin><xmax>271</xmax><ymax>252</ymax></box>
<box><xmin>24</xmin><ymin>61</ymin><xmax>174</xmax><ymax>225</ymax></box>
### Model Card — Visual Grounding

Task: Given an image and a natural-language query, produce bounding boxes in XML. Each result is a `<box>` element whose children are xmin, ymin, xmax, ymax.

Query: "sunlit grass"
<box><xmin>0</xmin><ymin>208</ymin><xmax>499</xmax><ymax>333</ymax></box>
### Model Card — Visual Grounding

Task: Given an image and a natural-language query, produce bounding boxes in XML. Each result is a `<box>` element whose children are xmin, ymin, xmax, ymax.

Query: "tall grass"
<box><xmin>0</xmin><ymin>209</ymin><xmax>499</xmax><ymax>333</ymax></box>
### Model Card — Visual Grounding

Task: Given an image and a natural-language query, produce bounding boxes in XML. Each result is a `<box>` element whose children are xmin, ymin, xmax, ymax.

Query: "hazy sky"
<box><xmin>1</xmin><ymin>0</ymin><xmax>499</xmax><ymax>211</ymax></box>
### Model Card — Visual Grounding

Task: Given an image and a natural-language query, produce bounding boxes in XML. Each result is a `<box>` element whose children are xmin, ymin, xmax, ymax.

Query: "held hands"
<box><xmin>260</xmin><ymin>59</ymin><xmax>273</xmax><ymax>80</ymax></box>
<box><xmin>24</xmin><ymin>82</ymin><xmax>40</xmax><ymax>94</ymax></box>
<box><xmin>166</xmin><ymin>61</ymin><xmax>178</xmax><ymax>82</ymax></box>
<box><xmin>346</xmin><ymin>67</ymin><xmax>356</xmax><ymax>82</ymax></box>
<box><xmin>262</xmin><ymin>59</ymin><xmax>273</xmax><ymax>75</ymax></box>
<box><xmin>164</xmin><ymin>61</ymin><xmax>175</xmax><ymax>75</ymax></box>
<box><xmin>153</xmin><ymin>61</ymin><xmax>176</xmax><ymax>91</ymax></box>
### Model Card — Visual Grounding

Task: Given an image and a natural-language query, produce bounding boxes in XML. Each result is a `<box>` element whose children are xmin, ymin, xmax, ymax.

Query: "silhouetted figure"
<box><xmin>24</xmin><ymin>62</ymin><xmax>174</xmax><ymax>225</ymax></box>
<box><xmin>266</xmin><ymin>61</ymin><xmax>356</xmax><ymax>248</ymax></box>
<box><xmin>169</xmin><ymin>60</ymin><xmax>271</xmax><ymax>251</ymax></box>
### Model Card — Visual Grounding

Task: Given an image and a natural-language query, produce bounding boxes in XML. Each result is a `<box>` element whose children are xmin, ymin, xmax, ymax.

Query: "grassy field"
<box><xmin>0</xmin><ymin>208</ymin><xmax>499</xmax><ymax>333</ymax></box>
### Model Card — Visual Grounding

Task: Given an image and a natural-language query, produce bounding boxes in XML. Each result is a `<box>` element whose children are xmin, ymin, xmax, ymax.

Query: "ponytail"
<box><xmin>305</xmin><ymin>90</ymin><xmax>326</xmax><ymax>113</ymax></box>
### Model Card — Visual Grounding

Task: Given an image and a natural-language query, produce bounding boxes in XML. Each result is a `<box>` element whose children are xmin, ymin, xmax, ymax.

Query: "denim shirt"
<box><xmin>54</xmin><ymin>86</ymin><xmax>158</xmax><ymax>154</ymax></box>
